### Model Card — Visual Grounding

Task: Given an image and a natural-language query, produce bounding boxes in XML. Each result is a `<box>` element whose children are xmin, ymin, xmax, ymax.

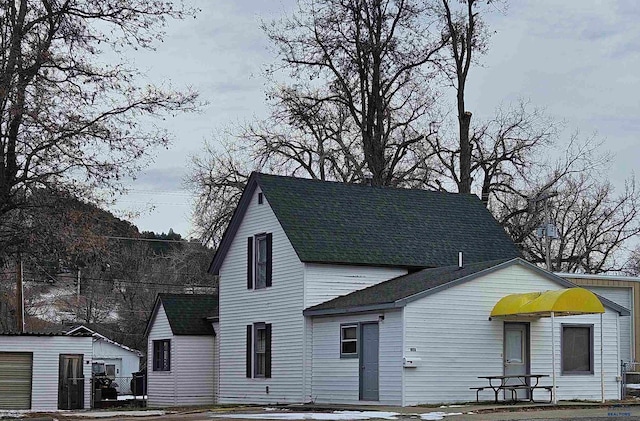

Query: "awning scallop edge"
<box><xmin>490</xmin><ymin>287</ymin><xmax>605</xmax><ymax>318</ymax></box>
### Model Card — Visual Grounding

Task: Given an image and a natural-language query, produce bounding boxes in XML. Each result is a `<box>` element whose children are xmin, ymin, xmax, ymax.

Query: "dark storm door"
<box><xmin>58</xmin><ymin>354</ymin><xmax>84</xmax><ymax>410</ymax></box>
<box><xmin>359</xmin><ymin>323</ymin><xmax>379</xmax><ymax>401</ymax></box>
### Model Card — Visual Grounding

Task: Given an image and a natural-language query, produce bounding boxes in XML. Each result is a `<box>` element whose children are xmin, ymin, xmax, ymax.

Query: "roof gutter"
<box><xmin>303</xmin><ymin>302</ymin><xmax>398</xmax><ymax>317</ymax></box>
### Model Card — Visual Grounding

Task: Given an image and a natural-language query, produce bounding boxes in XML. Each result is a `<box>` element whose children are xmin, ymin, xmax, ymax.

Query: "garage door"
<box><xmin>590</xmin><ymin>286</ymin><xmax>633</xmax><ymax>363</ymax></box>
<box><xmin>0</xmin><ymin>352</ymin><xmax>32</xmax><ymax>409</ymax></box>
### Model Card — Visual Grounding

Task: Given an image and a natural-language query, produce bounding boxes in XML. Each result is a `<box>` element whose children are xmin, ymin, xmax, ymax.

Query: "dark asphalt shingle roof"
<box><xmin>304</xmin><ymin>258</ymin><xmax>513</xmax><ymax>314</ymax></box>
<box><xmin>158</xmin><ymin>293</ymin><xmax>218</xmax><ymax>336</ymax></box>
<box><xmin>257</xmin><ymin>173</ymin><xmax>520</xmax><ymax>268</ymax></box>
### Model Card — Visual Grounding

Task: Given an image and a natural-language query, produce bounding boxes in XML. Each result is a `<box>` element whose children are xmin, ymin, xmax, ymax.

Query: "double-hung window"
<box><xmin>255</xmin><ymin>323</ymin><xmax>267</xmax><ymax>377</ymax></box>
<box><xmin>341</xmin><ymin>324</ymin><xmax>358</xmax><ymax>357</ymax></box>
<box><xmin>561</xmin><ymin>324</ymin><xmax>593</xmax><ymax>374</ymax></box>
<box><xmin>246</xmin><ymin>323</ymin><xmax>272</xmax><ymax>378</ymax></box>
<box><xmin>247</xmin><ymin>233</ymin><xmax>272</xmax><ymax>289</ymax></box>
<box><xmin>255</xmin><ymin>235</ymin><xmax>267</xmax><ymax>289</ymax></box>
<box><xmin>152</xmin><ymin>339</ymin><xmax>171</xmax><ymax>371</ymax></box>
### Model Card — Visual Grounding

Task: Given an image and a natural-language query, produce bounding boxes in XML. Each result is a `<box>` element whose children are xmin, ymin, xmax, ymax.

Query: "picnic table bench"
<box><xmin>471</xmin><ymin>374</ymin><xmax>554</xmax><ymax>403</ymax></box>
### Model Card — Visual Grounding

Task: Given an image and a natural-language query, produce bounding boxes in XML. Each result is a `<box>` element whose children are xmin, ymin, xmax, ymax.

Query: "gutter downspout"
<box><xmin>601</xmin><ymin>313</ymin><xmax>605</xmax><ymax>403</ymax></box>
<box><xmin>551</xmin><ymin>311</ymin><xmax>557</xmax><ymax>404</ymax></box>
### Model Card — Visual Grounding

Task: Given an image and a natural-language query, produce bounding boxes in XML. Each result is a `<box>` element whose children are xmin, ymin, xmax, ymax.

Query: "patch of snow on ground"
<box><xmin>0</xmin><ymin>410</ymin><xmax>26</xmax><ymax>419</ymax></box>
<box><xmin>210</xmin><ymin>411</ymin><xmax>400</xmax><ymax>420</ymax></box>
<box><xmin>438</xmin><ymin>405</ymin><xmax>465</xmax><ymax>408</ymax></box>
<box><xmin>116</xmin><ymin>394</ymin><xmax>147</xmax><ymax>401</ymax></box>
<box><xmin>420</xmin><ymin>412</ymin><xmax>463</xmax><ymax>421</ymax></box>
<box><xmin>627</xmin><ymin>384</ymin><xmax>640</xmax><ymax>389</ymax></box>
<box><xmin>71</xmin><ymin>410</ymin><xmax>165</xmax><ymax>418</ymax></box>
<box><xmin>264</xmin><ymin>408</ymin><xmax>290</xmax><ymax>411</ymax></box>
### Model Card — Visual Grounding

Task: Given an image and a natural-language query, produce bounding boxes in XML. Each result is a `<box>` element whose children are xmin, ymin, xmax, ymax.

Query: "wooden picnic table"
<box><xmin>473</xmin><ymin>374</ymin><xmax>552</xmax><ymax>403</ymax></box>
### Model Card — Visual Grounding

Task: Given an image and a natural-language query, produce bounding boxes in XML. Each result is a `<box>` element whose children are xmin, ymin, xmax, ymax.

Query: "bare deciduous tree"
<box><xmin>262</xmin><ymin>0</ymin><xmax>447</xmax><ymax>186</ymax></box>
<box><xmin>0</xmin><ymin>0</ymin><xmax>200</xmax><ymax>252</ymax></box>
<box><xmin>438</xmin><ymin>0</ymin><xmax>490</xmax><ymax>193</ymax></box>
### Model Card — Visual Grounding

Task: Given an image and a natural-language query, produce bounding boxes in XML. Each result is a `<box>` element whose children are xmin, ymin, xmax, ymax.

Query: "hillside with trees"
<box><xmin>0</xmin><ymin>193</ymin><xmax>215</xmax><ymax>351</ymax></box>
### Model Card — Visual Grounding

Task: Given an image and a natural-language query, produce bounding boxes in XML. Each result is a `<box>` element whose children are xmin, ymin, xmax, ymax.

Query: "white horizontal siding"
<box><xmin>311</xmin><ymin>310</ymin><xmax>403</xmax><ymax>405</ymax></box>
<box><xmin>219</xmin><ymin>187</ymin><xmax>305</xmax><ymax>403</ymax></box>
<box><xmin>213</xmin><ymin>322</ymin><xmax>220</xmax><ymax>402</ymax></box>
<box><xmin>304</xmin><ymin>264</ymin><xmax>407</xmax><ymax>309</ymax></box>
<box><xmin>174</xmin><ymin>335</ymin><xmax>215</xmax><ymax>405</ymax></box>
<box><xmin>587</xmin><ymin>286</ymin><xmax>632</xmax><ymax>363</ymax></box>
<box><xmin>92</xmin><ymin>339</ymin><xmax>140</xmax><ymax>378</ymax></box>
<box><xmin>403</xmin><ymin>264</ymin><xmax>620</xmax><ymax>405</ymax></box>
<box><xmin>147</xmin><ymin>305</ymin><xmax>176</xmax><ymax>407</ymax></box>
<box><xmin>0</xmin><ymin>335</ymin><xmax>92</xmax><ymax>410</ymax></box>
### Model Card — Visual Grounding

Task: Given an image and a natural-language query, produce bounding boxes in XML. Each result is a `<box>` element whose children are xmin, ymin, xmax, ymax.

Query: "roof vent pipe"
<box><xmin>364</xmin><ymin>173</ymin><xmax>373</xmax><ymax>186</ymax></box>
<box><xmin>458</xmin><ymin>252</ymin><xmax>463</xmax><ymax>269</ymax></box>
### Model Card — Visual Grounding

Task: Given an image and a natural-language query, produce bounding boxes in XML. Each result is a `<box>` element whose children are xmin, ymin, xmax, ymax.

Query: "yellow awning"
<box><xmin>490</xmin><ymin>288</ymin><xmax>605</xmax><ymax>318</ymax></box>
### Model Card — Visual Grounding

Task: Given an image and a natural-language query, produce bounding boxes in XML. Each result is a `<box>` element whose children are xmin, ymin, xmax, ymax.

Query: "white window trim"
<box><xmin>340</xmin><ymin>324</ymin><xmax>359</xmax><ymax>358</ymax></box>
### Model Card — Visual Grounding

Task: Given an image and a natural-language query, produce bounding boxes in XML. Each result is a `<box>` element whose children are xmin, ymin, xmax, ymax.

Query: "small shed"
<box><xmin>145</xmin><ymin>293</ymin><xmax>219</xmax><ymax>407</ymax></box>
<box><xmin>64</xmin><ymin>325</ymin><xmax>142</xmax><ymax>392</ymax></box>
<box><xmin>0</xmin><ymin>332</ymin><xmax>92</xmax><ymax>410</ymax></box>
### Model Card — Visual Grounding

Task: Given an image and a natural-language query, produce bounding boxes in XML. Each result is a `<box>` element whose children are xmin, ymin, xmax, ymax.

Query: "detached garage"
<box><xmin>0</xmin><ymin>333</ymin><xmax>92</xmax><ymax>411</ymax></box>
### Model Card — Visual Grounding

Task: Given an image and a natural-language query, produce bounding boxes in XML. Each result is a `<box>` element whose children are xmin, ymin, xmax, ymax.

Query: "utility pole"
<box><xmin>544</xmin><ymin>197</ymin><xmax>552</xmax><ymax>271</ymax></box>
<box><xmin>532</xmin><ymin>190</ymin><xmax>559</xmax><ymax>272</ymax></box>
<box><xmin>16</xmin><ymin>255</ymin><xmax>24</xmax><ymax>333</ymax></box>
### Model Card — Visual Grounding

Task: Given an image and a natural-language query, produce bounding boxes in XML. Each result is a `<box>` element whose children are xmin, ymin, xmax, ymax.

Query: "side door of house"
<box><xmin>359</xmin><ymin>323</ymin><xmax>379</xmax><ymax>401</ymax></box>
<box><xmin>504</xmin><ymin>323</ymin><xmax>530</xmax><ymax>400</ymax></box>
<box><xmin>58</xmin><ymin>354</ymin><xmax>84</xmax><ymax>410</ymax></box>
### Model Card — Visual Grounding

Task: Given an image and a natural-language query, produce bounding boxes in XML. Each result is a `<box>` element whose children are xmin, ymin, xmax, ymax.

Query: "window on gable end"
<box><xmin>250</xmin><ymin>233</ymin><xmax>272</xmax><ymax>289</ymax></box>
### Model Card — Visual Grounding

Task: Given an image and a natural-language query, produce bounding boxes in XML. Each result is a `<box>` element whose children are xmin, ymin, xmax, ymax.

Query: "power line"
<box><xmin>102</xmin><ymin>235</ymin><xmax>203</xmax><ymax>244</ymax></box>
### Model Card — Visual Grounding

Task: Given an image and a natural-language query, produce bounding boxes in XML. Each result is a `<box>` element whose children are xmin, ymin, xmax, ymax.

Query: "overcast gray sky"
<box><xmin>110</xmin><ymin>0</ymin><xmax>640</xmax><ymax>237</ymax></box>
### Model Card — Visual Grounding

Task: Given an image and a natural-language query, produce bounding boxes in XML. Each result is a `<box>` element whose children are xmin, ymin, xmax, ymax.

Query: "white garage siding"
<box><xmin>310</xmin><ymin>310</ymin><xmax>403</xmax><ymax>405</ymax></box>
<box><xmin>0</xmin><ymin>335</ymin><xmax>92</xmax><ymax>411</ymax></box>
<box><xmin>219</xmin><ymin>186</ymin><xmax>305</xmax><ymax>404</ymax></box>
<box><xmin>403</xmin><ymin>264</ymin><xmax>620</xmax><ymax>405</ymax></box>
<box><xmin>586</xmin><ymin>286</ymin><xmax>633</xmax><ymax>363</ymax></box>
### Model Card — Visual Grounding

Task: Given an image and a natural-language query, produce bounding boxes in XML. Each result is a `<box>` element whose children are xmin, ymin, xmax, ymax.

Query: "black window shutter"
<box><xmin>166</xmin><ymin>340</ymin><xmax>171</xmax><ymax>371</ymax></box>
<box><xmin>265</xmin><ymin>323</ymin><xmax>272</xmax><ymax>378</ymax></box>
<box><xmin>247</xmin><ymin>237</ymin><xmax>253</xmax><ymax>289</ymax></box>
<box><xmin>266</xmin><ymin>233</ymin><xmax>273</xmax><ymax>287</ymax></box>
<box><xmin>246</xmin><ymin>325</ymin><xmax>252</xmax><ymax>378</ymax></box>
<box><xmin>152</xmin><ymin>341</ymin><xmax>158</xmax><ymax>370</ymax></box>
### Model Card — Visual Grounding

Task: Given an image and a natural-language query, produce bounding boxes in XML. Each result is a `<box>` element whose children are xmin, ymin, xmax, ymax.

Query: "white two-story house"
<box><xmin>208</xmin><ymin>172</ymin><xmax>627</xmax><ymax>405</ymax></box>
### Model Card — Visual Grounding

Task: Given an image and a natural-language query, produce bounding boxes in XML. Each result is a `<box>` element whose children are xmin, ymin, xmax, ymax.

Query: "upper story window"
<box><xmin>255</xmin><ymin>234</ymin><xmax>267</xmax><ymax>289</ymax></box>
<box><xmin>247</xmin><ymin>233</ymin><xmax>272</xmax><ymax>289</ymax></box>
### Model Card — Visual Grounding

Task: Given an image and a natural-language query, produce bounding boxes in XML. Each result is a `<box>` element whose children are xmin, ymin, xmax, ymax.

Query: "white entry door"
<box><xmin>504</xmin><ymin>323</ymin><xmax>529</xmax><ymax>399</ymax></box>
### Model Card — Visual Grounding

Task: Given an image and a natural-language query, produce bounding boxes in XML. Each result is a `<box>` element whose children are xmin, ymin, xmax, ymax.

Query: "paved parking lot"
<box><xmin>35</xmin><ymin>404</ymin><xmax>640</xmax><ymax>421</ymax></box>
